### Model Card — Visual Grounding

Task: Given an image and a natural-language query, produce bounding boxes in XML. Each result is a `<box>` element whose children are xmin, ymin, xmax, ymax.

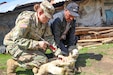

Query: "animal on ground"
<box><xmin>35</xmin><ymin>49</ymin><xmax>79</xmax><ymax>75</ymax></box>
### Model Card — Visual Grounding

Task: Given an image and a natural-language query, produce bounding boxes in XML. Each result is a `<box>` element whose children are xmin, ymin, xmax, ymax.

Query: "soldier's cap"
<box><xmin>66</xmin><ymin>2</ymin><xmax>79</xmax><ymax>17</ymax></box>
<box><xmin>40</xmin><ymin>0</ymin><xmax>55</xmax><ymax>18</ymax></box>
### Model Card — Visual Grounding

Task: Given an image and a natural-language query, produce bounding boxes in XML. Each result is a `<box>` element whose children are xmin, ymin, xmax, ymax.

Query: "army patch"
<box><xmin>20</xmin><ymin>24</ymin><xmax>28</xmax><ymax>28</ymax></box>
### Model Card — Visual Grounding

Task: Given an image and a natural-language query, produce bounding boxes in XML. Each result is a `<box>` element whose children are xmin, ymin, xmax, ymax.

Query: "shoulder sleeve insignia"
<box><xmin>20</xmin><ymin>24</ymin><xmax>28</xmax><ymax>28</ymax></box>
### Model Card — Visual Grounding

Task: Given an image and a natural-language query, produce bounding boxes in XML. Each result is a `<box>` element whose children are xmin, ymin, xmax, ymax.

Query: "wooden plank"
<box><xmin>88</xmin><ymin>29</ymin><xmax>113</xmax><ymax>34</ymax></box>
<box><xmin>78</xmin><ymin>37</ymin><xmax>113</xmax><ymax>42</ymax></box>
<box><xmin>100</xmin><ymin>32</ymin><xmax>113</xmax><ymax>37</ymax></box>
<box><xmin>76</xmin><ymin>27</ymin><xmax>113</xmax><ymax>30</ymax></box>
<box><xmin>79</xmin><ymin>32</ymin><xmax>113</xmax><ymax>40</ymax></box>
<box><xmin>102</xmin><ymin>39</ymin><xmax>113</xmax><ymax>44</ymax></box>
<box><xmin>78</xmin><ymin>42</ymin><xmax>101</xmax><ymax>46</ymax></box>
<box><xmin>82</xmin><ymin>43</ymin><xmax>103</xmax><ymax>48</ymax></box>
<box><xmin>75</xmin><ymin>27</ymin><xmax>113</xmax><ymax>35</ymax></box>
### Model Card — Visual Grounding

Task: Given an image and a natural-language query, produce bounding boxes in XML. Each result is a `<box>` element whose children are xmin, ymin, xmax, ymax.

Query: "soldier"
<box><xmin>49</xmin><ymin>2</ymin><xmax>79</xmax><ymax>56</ymax></box>
<box><xmin>3</xmin><ymin>0</ymin><xmax>60</xmax><ymax>75</ymax></box>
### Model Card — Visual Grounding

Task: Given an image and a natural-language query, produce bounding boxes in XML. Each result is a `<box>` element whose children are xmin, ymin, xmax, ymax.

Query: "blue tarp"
<box><xmin>105</xmin><ymin>10</ymin><xmax>113</xmax><ymax>25</ymax></box>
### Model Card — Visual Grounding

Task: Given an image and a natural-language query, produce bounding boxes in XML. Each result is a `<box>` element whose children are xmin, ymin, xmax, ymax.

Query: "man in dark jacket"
<box><xmin>49</xmin><ymin>2</ymin><xmax>79</xmax><ymax>56</ymax></box>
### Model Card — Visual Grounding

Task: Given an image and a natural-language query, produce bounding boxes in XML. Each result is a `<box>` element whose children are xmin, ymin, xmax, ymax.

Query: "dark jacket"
<box><xmin>49</xmin><ymin>10</ymin><xmax>76</xmax><ymax>49</ymax></box>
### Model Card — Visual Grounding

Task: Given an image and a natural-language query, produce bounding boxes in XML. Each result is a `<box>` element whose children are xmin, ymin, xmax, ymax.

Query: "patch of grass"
<box><xmin>16</xmin><ymin>68</ymin><xmax>33</xmax><ymax>75</ymax></box>
<box><xmin>79</xmin><ymin>47</ymin><xmax>89</xmax><ymax>53</ymax></box>
<box><xmin>99</xmin><ymin>51</ymin><xmax>107</xmax><ymax>55</ymax></box>
<box><xmin>79</xmin><ymin>72</ymin><xmax>86</xmax><ymax>75</ymax></box>
<box><xmin>0</xmin><ymin>43</ymin><xmax>113</xmax><ymax>75</ymax></box>
<box><xmin>80</xmin><ymin>43</ymin><xmax>113</xmax><ymax>55</ymax></box>
<box><xmin>0</xmin><ymin>54</ymin><xmax>33</xmax><ymax>75</ymax></box>
<box><xmin>0</xmin><ymin>54</ymin><xmax>11</xmax><ymax>70</ymax></box>
<box><xmin>86</xmin><ymin>59</ymin><xmax>92</xmax><ymax>67</ymax></box>
<box><xmin>89</xmin><ymin>43</ymin><xmax>113</xmax><ymax>51</ymax></box>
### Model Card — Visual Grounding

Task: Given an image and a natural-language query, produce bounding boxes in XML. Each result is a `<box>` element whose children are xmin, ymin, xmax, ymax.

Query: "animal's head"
<box><xmin>69</xmin><ymin>49</ymin><xmax>79</xmax><ymax>59</ymax></box>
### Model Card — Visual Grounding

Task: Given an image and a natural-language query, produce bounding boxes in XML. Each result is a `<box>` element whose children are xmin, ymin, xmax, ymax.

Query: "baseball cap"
<box><xmin>40</xmin><ymin>0</ymin><xmax>55</xmax><ymax>18</ymax></box>
<box><xmin>66</xmin><ymin>2</ymin><xmax>79</xmax><ymax>17</ymax></box>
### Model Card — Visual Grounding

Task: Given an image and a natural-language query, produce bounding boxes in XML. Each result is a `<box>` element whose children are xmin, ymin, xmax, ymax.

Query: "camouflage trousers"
<box><xmin>6</xmin><ymin>44</ymin><xmax>48</xmax><ymax>69</ymax></box>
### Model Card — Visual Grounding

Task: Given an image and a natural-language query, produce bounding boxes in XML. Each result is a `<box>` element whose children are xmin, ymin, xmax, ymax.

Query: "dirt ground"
<box><xmin>76</xmin><ymin>47</ymin><xmax>113</xmax><ymax>75</ymax></box>
<box><xmin>0</xmin><ymin>69</ymin><xmax>6</xmax><ymax>75</ymax></box>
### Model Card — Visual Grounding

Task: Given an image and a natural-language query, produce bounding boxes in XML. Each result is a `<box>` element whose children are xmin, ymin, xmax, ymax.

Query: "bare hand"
<box><xmin>60</xmin><ymin>34</ymin><xmax>66</xmax><ymax>40</ymax></box>
<box><xmin>38</xmin><ymin>41</ymin><xmax>49</xmax><ymax>50</ymax></box>
<box><xmin>58</xmin><ymin>55</ymin><xmax>68</xmax><ymax>62</ymax></box>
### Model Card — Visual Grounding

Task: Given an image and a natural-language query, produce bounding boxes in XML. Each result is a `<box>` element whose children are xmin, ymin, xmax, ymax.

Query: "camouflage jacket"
<box><xmin>4</xmin><ymin>11</ymin><xmax>54</xmax><ymax>50</ymax></box>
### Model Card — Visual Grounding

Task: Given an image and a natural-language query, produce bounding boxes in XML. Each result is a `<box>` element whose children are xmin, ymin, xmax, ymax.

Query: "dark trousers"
<box><xmin>59</xmin><ymin>35</ymin><xmax>78</xmax><ymax>56</ymax></box>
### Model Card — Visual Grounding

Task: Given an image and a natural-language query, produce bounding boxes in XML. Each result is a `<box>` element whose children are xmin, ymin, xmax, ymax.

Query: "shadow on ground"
<box><xmin>16</xmin><ymin>69</ymin><xmax>33</xmax><ymax>75</ymax></box>
<box><xmin>75</xmin><ymin>53</ymin><xmax>103</xmax><ymax>74</ymax></box>
<box><xmin>16</xmin><ymin>53</ymin><xmax>103</xmax><ymax>75</ymax></box>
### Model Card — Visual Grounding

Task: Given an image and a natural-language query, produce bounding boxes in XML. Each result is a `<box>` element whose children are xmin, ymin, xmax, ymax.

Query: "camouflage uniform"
<box><xmin>4</xmin><ymin>1</ymin><xmax>59</xmax><ymax>70</ymax></box>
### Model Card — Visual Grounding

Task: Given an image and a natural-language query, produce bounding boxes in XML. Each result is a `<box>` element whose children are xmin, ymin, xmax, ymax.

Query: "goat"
<box><xmin>35</xmin><ymin>49</ymin><xmax>79</xmax><ymax>75</ymax></box>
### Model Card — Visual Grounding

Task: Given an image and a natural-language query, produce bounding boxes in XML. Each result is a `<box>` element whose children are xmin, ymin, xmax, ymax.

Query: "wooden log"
<box><xmin>76</xmin><ymin>27</ymin><xmax>113</xmax><ymax>47</ymax></box>
<box><xmin>99</xmin><ymin>32</ymin><xmax>113</xmax><ymax>37</ymax></box>
<box><xmin>102</xmin><ymin>39</ymin><xmax>113</xmax><ymax>44</ymax></box>
<box><xmin>78</xmin><ymin>37</ymin><xmax>113</xmax><ymax>43</ymax></box>
<box><xmin>81</xmin><ymin>43</ymin><xmax>103</xmax><ymax>48</ymax></box>
<box><xmin>75</xmin><ymin>27</ymin><xmax>113</xmax><ymax>35</ymax></box>
<box><xmin>76</xmin><ymin>27</ymin><xmax>113</xmax><ymax>30</ymax></box>
<box><xmin>78</xmin><ymin>42</ymin><xmax>101</xmax><ymax>46</ymax></box>
<box><xmin>88</xmin><ymin>29</ymin><xmax>113</xmax><ymax>34</ymax></box>
<box><xmin>88</xmin><ymin>31</ymin><xmax>100</xmax><ymax>35</ymax></box>
<box><xmin>79</xmin><ymin>32</ymin><xmax>113</xmax><ymax>40</ymax></box>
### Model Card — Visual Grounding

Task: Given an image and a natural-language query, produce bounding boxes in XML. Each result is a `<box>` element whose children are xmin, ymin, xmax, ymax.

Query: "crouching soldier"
<box><xmin>3</xmin><ymin>1</ymin><xmax>61</xmax><ymax>75</ymax></box>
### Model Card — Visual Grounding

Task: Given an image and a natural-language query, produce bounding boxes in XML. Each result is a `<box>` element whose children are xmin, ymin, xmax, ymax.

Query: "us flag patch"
<box><xmin>20</xmin><ymin>24</ymin><xmax>27</xmax><ymax>28</ymax></box>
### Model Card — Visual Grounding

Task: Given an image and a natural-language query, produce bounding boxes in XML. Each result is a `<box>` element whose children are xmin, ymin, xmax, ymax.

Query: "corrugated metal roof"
<box><xmin>0</xmin><ymin>0</ymin><xmax>43</xmax><ymax>13</ymax></box>
<box><xmin>54</xmin><ymin>0</ymin><xmax>66</xmax><ymax>3</ymax></box>
<box><xmin>0</xmin><ymin>0</ymin><xmax>66</xmax><ymax>13</ymax></box>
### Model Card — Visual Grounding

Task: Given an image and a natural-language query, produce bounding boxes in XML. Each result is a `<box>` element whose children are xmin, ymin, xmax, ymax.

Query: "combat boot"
<box><xmin>7</xmin><ymin>59</ymin><xmax>19</xmax><ymax>75</ymax></box>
